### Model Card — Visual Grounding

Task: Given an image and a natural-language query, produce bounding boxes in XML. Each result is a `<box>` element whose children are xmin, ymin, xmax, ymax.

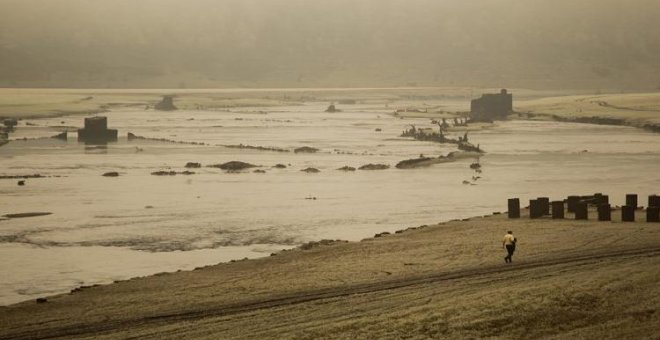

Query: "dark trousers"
<box><xmin>505</xmin><ymin>244</ymin><xmax>516</xmax><ymax>262</ymax></box>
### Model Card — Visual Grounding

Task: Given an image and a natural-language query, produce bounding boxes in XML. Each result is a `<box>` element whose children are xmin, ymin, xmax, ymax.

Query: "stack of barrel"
<box><xmin>507</xmin><ymin>193</ymin><xmax>659</xmax><ymax>222</ymax></box>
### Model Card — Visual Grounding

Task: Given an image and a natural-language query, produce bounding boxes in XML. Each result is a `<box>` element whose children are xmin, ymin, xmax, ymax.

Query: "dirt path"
<box><xmin>5</xmin><ymin>245</ymin><xmax>659</xmax><ymax>340</ymax></box>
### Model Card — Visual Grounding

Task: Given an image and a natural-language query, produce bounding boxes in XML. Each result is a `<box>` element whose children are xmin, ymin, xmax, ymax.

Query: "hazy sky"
<box><xmin>1</xmin><ymin>0</ymin><xmax>659</xmax><ymax>89</ymax></box>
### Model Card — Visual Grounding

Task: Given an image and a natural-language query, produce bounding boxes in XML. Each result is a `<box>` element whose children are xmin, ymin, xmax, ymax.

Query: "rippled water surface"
<box><xmin>1</xmin><ymin>103</ymin><xmax>659</xmax><ymax>304</ymax></box>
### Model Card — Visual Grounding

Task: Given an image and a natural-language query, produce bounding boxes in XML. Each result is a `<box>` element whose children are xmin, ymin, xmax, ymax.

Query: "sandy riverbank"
<box><xmin>1</xmin><ymin>206</ymin><xmax>659</xmax><ymax>339</ymax></box>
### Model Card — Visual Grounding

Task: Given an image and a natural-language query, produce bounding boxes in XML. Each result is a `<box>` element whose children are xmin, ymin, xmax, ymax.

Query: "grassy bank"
<box><xmin>516</xmin><ymin>92</ymin><xmax>660</xmax><ymax>132</ymax></box>
<box><xmin>1</xmin><ymin>207</ymin><xmax>659</xmax><ymax>339</ymax></box>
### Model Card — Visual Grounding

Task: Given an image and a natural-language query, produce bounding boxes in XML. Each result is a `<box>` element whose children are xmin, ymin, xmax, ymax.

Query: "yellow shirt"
<box><xmin>503</xmin><ymin>234</ymin><xmax>516</xmax><ymax>245</ymax></box>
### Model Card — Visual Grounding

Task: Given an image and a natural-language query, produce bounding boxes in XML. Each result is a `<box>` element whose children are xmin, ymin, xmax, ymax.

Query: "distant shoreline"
<box><xmin>514</xmin><ymin>111</ymin><xmax>660</xmax><ymax>133</ymax></box>
<box><xmin>2</xmin><ymin>89</ymin><xmax>659</xmax><ymax>134</ymax></box>
<box><xmin>514</xmin><ymin>92</ymin><xmax>660</xmax><ymax>133</ymax></box>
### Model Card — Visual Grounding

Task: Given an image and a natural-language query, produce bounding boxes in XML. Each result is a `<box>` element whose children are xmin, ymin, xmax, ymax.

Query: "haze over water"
<box><xmin>0</xmin><ymin>101</ymin><xmax>658</xmax><ymax>305</ymax></box>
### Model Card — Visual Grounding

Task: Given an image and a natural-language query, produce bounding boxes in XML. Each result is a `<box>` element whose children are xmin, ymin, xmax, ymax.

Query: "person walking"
<box><xmin>503</xmin><ymin>230</ymin><xmax>517</xmax><ymax>263</ymax></box>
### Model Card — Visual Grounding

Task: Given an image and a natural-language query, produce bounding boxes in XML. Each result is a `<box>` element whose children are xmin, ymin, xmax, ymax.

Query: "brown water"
<box><xmin>1</xmin><ymin>102</ymin><xmax>658</xmax><ymax>305</ymax></box>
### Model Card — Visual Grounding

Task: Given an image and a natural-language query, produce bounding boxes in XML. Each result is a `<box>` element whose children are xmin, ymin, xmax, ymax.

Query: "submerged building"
<box><xmin>470</xmin><ymin>89</ymin><xmax>513</xmax><ymax>122</ymax></box>
<box><xmin>77</xmin><ymin>116</ymin><xmax>118</xmax><ymax>143</ymax></box>
<box><xmin>155</xmin><ymin>95</ymin><xmax>178</xmax><ymax>111</ymax></box>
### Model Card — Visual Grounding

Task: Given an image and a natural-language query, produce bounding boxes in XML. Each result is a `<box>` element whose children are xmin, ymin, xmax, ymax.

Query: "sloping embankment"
<box><xmin>515</xmin><ymin>93</ymin><xmax>660</xmax><ymax>133</ymax></box>
<box><xmin>1</xmin><ymin>208</ymin><xmax>659</xmax><ymax>339</ymax></box>
<box><xmin>520</xmin><ymin>112</ymin><xmax>660</xmax><ymax>133</ymax></box>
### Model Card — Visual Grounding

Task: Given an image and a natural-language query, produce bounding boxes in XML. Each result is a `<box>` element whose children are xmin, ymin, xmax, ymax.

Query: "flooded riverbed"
<box><xmin>1</xmin><ymin>103</ymin><xmax>658</xmax><ymax>305</ymax></box>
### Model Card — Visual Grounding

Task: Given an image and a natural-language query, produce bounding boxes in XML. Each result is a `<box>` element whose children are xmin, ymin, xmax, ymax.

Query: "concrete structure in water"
<box><xmin>508</xmin><ymin>192</ymin><xmax>659</xmax><ymax>223</ymax></box>
<box><xmin>575</xmin><ymin>202</ymin><xmax>588</xmax><ymax>220</ymax></box>
<box><xmin>646</xmin><ymin>207</ymin><xmax>659</xmax><ymax>223</ymax></box>
<box><xmin>529</xmin><ymin>199</ymin><xmax>544</xmax><ymax>219</ymax></box>
<box><xmin>155</xmin><ymin>95</ymin><xmax>178</xmax><ymax>111</ymax></box>
<box><xmin>622</xmin><ymin>206</ymin><xmax>636</xmax><ymax>222</ymax></box>
<box><xmin>508</xmin><ymin>198</ymin><xmax>520</xmax><ymax>218</ymax></box>
<box><xmin>598</xmin><ymin>204</ymin><xmax>612</xmax><ymax>221</ymax></box>
<box><xmin>77</xmin><ymin>116</ymin><xmax>118</xmax><ymax>143</ymax></box>
<box><xmin>537</xmin><ymin>197</ymin><xmax>550</xmax><ymax>215</ymax></box>
<box><xmin>626</xmin><ymin>194</ymin><xmax>638</xmax><ymax>209</ymax></box>
<box><xmin>551</xmin><ymin>201</ymin><xmax>564</xmax><ymax>219</ymax></box>
<box><xmin>470</xmin><ymin>89</ymin><xmax>513</xmax><ymax>122</ymax></box>
<box><xmin>567</xmin><ymin>195</ymin><xmax>580</xmax><ymax>213</ymax></box>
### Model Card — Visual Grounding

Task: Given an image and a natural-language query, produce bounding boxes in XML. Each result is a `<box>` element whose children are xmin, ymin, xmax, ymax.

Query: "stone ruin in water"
<box><xmin>470</xmin><ymin>89</ymin><xmax>513</xmax><ymax>122</ymax></box>
<box><xmin>155</xmin><ymin>95</ymin><xmax>178</xmax><ymax>111</ymax></box>
<box><xmin>77</xmin><ymin>116</ymin><xmax>118</xmax><ymax>143</ymax></box>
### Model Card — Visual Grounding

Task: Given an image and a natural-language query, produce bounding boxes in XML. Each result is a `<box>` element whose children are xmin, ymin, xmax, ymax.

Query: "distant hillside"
<box><xmin>1</xmin><ymin>0</ymin><xmax>659</xmax><ymax>90</ymax></box>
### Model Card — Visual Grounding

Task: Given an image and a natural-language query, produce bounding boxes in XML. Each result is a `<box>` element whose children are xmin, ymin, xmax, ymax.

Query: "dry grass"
<box><xmin>516</xmin><ymin>92</ymin><xmax>660</xmax><ymax>127</ymax></box>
